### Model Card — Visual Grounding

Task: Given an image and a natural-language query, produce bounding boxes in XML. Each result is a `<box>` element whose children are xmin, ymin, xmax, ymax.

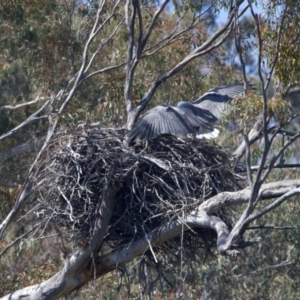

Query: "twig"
<box><xmin>0</xmin><ymin>96</ymin><xmax>48</xmax><ymax>111</ymax></box>
<box><xmin>0</xmin><ymin>100</ymin><xmax>50</xmax><ymax>142</ymax></box>
<box><xmin>0</xmin><ymin>225</ymin><xmax>40</xmax><ymax>257</ymax></box>
<box><xmin>246</xmin><ymin>224</ymin><xmax>296</xmax><ymax>230</ymax></box>
<box><xmin>234</xmin><ymin>260</ymin><xmax>293</xmax><ymax>277</ymax></box>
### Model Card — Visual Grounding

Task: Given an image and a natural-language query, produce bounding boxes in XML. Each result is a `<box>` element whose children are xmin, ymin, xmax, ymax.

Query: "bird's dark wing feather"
<box><xmin>192</xmin><ymin>83</ymin><xmax>244</xmax><ymax>104</ymax></box>
<box><xmin>177</xmin><ymin>102</ymin><xmax>215</xmax><ymax>133</ymax></box>
<box><xmin>127</xmin><ymin>105</ymin><xmax>194</xmax><ymax>143</ymax></box>
<box><xmin>192</xmin><ymin>99</ymin><xmax>228</xmax><ymax>121</ymax></box>
<box><xmin>204</xmin><ymin>82</ymin><xmax>244</xmax><ymax>99</ymax></box>
<box><xmin>191</xmin><ymin>83</ymin><xmax>244</xmax><ymax>120</ymax></box>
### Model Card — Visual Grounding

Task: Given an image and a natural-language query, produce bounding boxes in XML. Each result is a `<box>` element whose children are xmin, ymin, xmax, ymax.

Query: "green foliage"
<box><xmin>224</xmin><ymin>92</ymin><xmax>291</xmax><ymax>135</ymax></box>
<box><xmin>262</xmin><ymin>0</ymin><xmax>300</xmax><ymax>87</ymax></box>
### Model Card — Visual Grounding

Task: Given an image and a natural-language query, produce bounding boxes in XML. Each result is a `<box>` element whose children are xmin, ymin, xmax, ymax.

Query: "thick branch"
<box><xmin>3</xmin><ymin>178</ymin><xmax>300</xmax><ymax>298</ymax></box>
<box><xmin>199</xmin><ymin>179</ymin><xmax>300</xmax><ymax>214</ymax></box>
<box><xmin>1</xmin><ymin>184</ymin><xmax>118</xmax><ymax>300</ymax></box>
<box><xmin>1</xmin><ymin>211</ymin><xmax>231</xmax><ymax>299</ymax></box>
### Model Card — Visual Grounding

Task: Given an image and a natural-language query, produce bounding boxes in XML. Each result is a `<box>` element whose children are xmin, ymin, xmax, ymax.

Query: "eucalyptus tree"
<box><xmin>1</xmin><ymin>1</ymin><xmax>300</xmax><ymax>299</ymax></box>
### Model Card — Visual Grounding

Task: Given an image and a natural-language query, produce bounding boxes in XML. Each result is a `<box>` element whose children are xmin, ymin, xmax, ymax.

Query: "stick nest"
<box><xmin>33</xmin><ymin>127</ymin><xmax>243</xmax><ymax>254</ymax></box>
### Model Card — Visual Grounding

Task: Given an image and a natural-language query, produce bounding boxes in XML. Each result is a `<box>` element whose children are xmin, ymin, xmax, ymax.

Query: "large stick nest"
<box><xmin>33</xmin><ymin>127</ymin><xmax>243</xmax><ymax>254</ymax></box>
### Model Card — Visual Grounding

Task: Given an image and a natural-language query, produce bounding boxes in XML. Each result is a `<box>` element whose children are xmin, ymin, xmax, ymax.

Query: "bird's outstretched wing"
<box><xmin>127</xmin><ymin>83</ymin><xmax>247</xmax><ymax>144</ymax></box>
<box><xmin>127</xmin><ymin>104</ymin><xmax>215</xmax><ymax>143</ymax></box>
<box><xmin>194</xmin><ymin>83</ymin><xmax>244</xmax><ymax>102</ymax></box>
<box><xmin>192</xmin><ymin>83</ymin><xmax>244</xmax><ymax>120</ymax></box>
<box><xmin>127</xmin><ymin>105</ymin><xmax>193</xmax><ymax>143</ymax></box>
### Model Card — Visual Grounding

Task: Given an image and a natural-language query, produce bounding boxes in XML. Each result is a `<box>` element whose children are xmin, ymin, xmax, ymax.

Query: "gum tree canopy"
<box><xmin>1</xmin><ymin>1</ymin><xmax>300</xmax><ymax>299</ymax></box>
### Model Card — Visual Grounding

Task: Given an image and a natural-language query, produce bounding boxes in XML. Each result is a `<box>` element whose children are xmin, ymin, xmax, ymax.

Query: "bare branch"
<box><xmin>0</xmin><ymin>225</ymin><xmax>41</xmax><ymax>257</ymax></box>
<box><xmin>134</xmin><ymin>10</ymin><xmax>237</xmax><ymax>119</ymax></box>
<box><xmin>140</xmin><ymin>0</ymin><xmax>169</xmax><ymax>52</ymax></box>
<box><xmin>83</xmin><ymin>62</ymin><xmax>127</xmax><ymax>82</ymax></box>
<box><xmin>283</xmin><ymin>85</ymin><xmax>300</xmax><ymax>98</ymax></box>
<box><xmin>0</xmin><ymin>95</ymin><xmax>48</xmax><ymax>111</ymax></box>
<box><xmin>227</xmin><ymin>3</ymin><xmax>289</xmax><ymax>247</ymax></box>
<box><xmin>234</xmin><ymin>117</ymin><xmax>264</xmax><ymax>160</ymax></box>
<box><xmin>247</xmin><ymin>224</ymin><xmax>296</xmax><ymax>230</ymax></box>
<box><xmin>250</xmin><ymin>163</ymin><xmax>300</xmax><ymax>171</ymax></box>
<box><xmin>84</xmin><ymin>0</ymin><xmax>122</xmax><ymax>73</ymax></box>
<box><xmin>234</xmin><ymin>4</ymin><xmax>249</xmax><ymax>90</ymax></box>
<box><xmin>3</xmin><ymin>177</ymin><xmax>300</xmax><ymax>298</ymax></box>
<box><xmin>245</xmin><ymin>188</ymin><xmax>300</xmax><ymax>225</ymax></box>
<box><xmin>141</xmin><ymin>12</ymin><xmax>199</xmax><ymax>58</ymax></box>
<box><xmin>251</xmin><ymin>3</ymin><xmax>287</xmax><ymax>184</ymax></box>
<box><xmin>1</xmin><ymin>183</ymin><xmax>118</xmax><ymax>299</ymax></box>
<box><xmin>124</xmin><ymin>0</ymin><xmax>138</xmax><ymax>115</ymax></box>
<box><xmin>134</xmin><ymin>0</ymin><xmax>144</xmax><ymax>58</ymax></box>
<box><xmin>234</xmin><ymin>260</ymin><xmax>293</xmax><ymax>277</ymax></box>
<box><xmin>0</xmin><ymin>3</ymin><xmax>123</xmax><ymax>239</ymax></box>
<box><xmin>258</xmin><ymin>130</ymin><xmax>300</xmax><ymax>184</ymax></box>
<box><xmin>199</xmin><ymin>179</ymin><xmax>300</xmax><ymax>214</ymax></box>
<box><xmin>0</xmin><ymin>100</ymin><xmax>50</xmax><ymax>143</ymax></box>
<box><xmin>243</xmin><ymin>133</ymin><xmax>253</xmax><ymax>187</ymax></box>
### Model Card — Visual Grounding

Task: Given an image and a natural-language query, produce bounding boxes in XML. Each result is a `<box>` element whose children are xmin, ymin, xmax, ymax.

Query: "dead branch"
<box><xmin>226</xmin><ymin>2</ymin><xmax>288</xmax><ymax>248</ymax></box>
<box><xmin>199</xmin><ymin>179</ymin><xmax>300</xmax><ymax>214</ymax></box>
<box><xmin>125</xmin><ymin>3</ymin><xmax>249</xmax><ymax>129</ymax></box>
<box><xmin>233</xmin><ymin>260</ymin><xmax>293</xmax><ymax>277</ymax></box>
<box><xmin>0</xmin><ymin>95</ymin><xmax>48</xmax><ymax>111</ymax></box>
<box><xmin>247</xmin><ymin>224</ymin><xmax>296</xmax><ymax>230</ymax></box>
<box><xmin>0</xmin><ymin>100</ymin><xmax>50</xmax><ymax>143</ymax></box>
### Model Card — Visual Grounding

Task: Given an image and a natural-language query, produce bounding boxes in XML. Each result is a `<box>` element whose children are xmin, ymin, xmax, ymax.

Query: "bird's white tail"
<box><xmin>196</xmin><ymin>128</ymin><xmax>220</xmax><ymax>139</ymax></box>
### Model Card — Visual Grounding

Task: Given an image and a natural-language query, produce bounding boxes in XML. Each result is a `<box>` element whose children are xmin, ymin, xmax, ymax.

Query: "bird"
<box><xmin>127</xmin><ymin>82</ymin><xmax>245</xmax><ymax>144</ymax></box>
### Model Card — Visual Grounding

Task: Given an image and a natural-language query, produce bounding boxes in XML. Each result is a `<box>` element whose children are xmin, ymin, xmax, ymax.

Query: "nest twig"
<box><xmin>33</xmin><ymin>127</ymin><xmax>243</xmax><ymax>255</ymax></box>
